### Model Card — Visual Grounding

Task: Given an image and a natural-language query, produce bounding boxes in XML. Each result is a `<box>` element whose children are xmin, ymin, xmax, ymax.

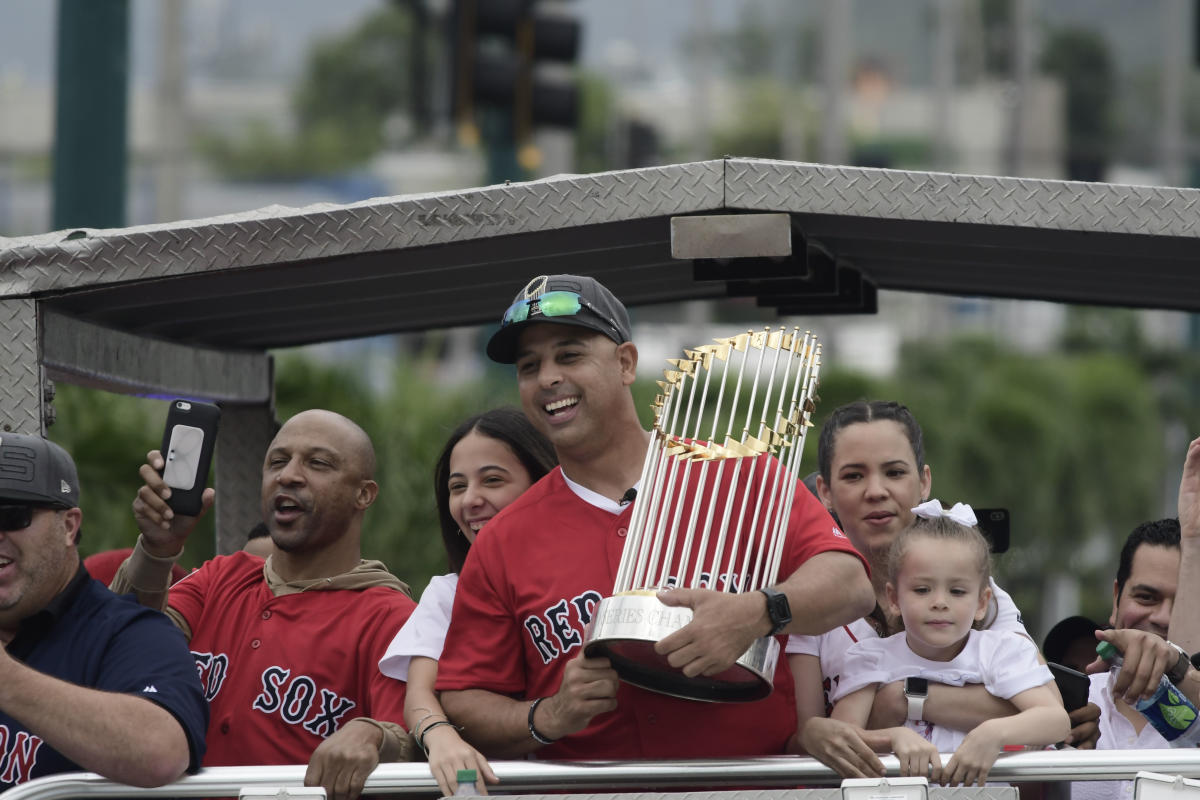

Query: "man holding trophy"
<box><xmin>438</xmin><ymin>274</ymin><xmax>874</xmax><ymax>760</ymax></box>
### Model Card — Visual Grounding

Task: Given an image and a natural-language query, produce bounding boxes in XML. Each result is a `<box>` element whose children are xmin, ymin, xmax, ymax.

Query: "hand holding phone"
<box><xmin>1049</xmin><ymin>662</ymin><xmax>1091</xmax><ymax>712</ymax></box>
<box><xmin>159</xmin><ymin>399</ymin><xmax>220</xmax><ymax>517</ymax></box>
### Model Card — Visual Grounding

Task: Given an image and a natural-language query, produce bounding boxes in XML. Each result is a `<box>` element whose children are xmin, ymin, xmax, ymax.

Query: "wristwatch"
<box><xmin>758</xmin><ymin>587</ymin><xmax>792</xmax><ymax>636</ymax></box>
<box><xmin>1166</xmin><ymin>641</ymin><xmax>1192</xmax><ymax>685</ymax></box>
<box><xmin>904</xmin><ymin>677</ymin><xmax>929</xmax><ymax>722</ymax></box>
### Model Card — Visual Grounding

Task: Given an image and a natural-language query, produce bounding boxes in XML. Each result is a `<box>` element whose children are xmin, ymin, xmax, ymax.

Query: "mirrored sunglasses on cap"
<box><xmin>501</xmin><ymin>290</ymin><xmax>619</xmax><ymax>332</ymax></box>
<box><xmin>0</xmin><ymin>503</ymin><xmax>59</xmax><ymax>532</ymax></box>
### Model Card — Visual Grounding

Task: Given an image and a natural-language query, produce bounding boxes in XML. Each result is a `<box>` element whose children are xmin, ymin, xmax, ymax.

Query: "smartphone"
<box><xmin>974</xmin><ymin>507</ymin><xmax>1010</xmax><ymax>553</ymax></box>
<box><xmin>160</xmin><ymin>399</ymin><xmax>220</xmax><ymax>517</ymax></box>
<box><xmin>1048</xmin><ymin>661</ymin><xmax>1091</xmax><ymax>712</ymax></box>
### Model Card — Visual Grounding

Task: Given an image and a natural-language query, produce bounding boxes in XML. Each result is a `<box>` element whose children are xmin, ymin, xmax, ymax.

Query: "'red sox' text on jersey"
<box><xmin>169</xmin><ymin>552</ymin><xmax>416</xmax><ymax>767</ymax></box>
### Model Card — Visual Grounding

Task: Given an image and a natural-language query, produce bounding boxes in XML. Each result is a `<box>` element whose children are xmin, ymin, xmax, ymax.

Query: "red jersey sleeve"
<box><xmin>164</xmin><ymin>554</ymin><xmax>218</xmax><ymax>637</ymax></box>
<box><xmin>436</xmin><ymin>522</ymin><xmax>526</xmax><ymax>695</ymax></box>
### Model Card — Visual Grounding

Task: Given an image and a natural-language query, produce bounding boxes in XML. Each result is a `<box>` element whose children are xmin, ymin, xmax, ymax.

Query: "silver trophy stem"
<box><xmin>670</xmin><ymin>359</ymin><xmax>720</xmax><ymax>586</ymax></box>
<box><xmin>721</xmin><ymin>332</ymin><xmax>774</xmax><ymax>591</ymax></box>
<box><xmin>614</xmin><ymin>388</ymin><xmax>675</xmax><ymax>593</ymax></box>
<box><xmin>738</xmin><ymin>330</ymin><xmax>789</xmax><ymax>590</ymax></box>
<box><xmin>757</xmin><ymin>329</ymin><xmax>807</xmax><ymax>589</ymax></box>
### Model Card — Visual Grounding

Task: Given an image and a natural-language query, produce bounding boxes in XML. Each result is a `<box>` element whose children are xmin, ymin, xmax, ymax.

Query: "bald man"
<box><xmin>115</xmin><ymin>409</ymin><xmax>417</xmax><ymax>800</ymax></box>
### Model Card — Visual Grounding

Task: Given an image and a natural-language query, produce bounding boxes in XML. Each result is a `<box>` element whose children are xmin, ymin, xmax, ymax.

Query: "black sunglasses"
<box><xmin>0</xmin><ymin>504</ymin><xmax>57</xmax><ymax>532</ymax></box>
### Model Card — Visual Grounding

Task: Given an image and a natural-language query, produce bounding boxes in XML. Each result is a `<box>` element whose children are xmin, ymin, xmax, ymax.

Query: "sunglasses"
<box><xmin>501</xmin><ymin>290</ymin><xmax>618</xmax><ymax>332</ymax></box>
<box><xmin>0</xmin><ymin>504</ymin><xmax>55</xmax><ymax>532</ymax></box>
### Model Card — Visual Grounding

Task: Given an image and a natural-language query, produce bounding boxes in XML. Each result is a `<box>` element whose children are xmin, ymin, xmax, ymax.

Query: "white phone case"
<box><xmin>163</xmin><ymin>423</ymin><xmax>206</xmax><ymax>490</ymax></box>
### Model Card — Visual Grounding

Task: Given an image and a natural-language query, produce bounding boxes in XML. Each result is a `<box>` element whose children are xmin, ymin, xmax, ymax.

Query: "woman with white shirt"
<box><xmin>379</xmin><ymin>408</ymin><xmax>556</xmax><ymax>796</ymax></box>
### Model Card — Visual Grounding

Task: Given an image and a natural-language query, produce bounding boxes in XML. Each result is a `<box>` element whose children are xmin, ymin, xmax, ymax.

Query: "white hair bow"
<box><xmin>911</xmin><ymin>499</ymin><xmax>977</xmax><ymax>527</ymax></box>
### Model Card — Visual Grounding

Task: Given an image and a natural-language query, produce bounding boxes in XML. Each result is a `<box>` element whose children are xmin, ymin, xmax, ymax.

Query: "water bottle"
<box><xmin>1097</xmin><ymin>641</ymin><xmax>1200</xmax><ymax>746</ymax></box>
<box><xmin>454</xmin><ymin>769</ymin><xmax>478</xmax><ymax>796</ymax></box>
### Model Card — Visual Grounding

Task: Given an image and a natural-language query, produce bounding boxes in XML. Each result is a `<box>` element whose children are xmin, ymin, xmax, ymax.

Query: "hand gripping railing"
<box><xmin>6</xmin><ymin>751</ymin><xmax>1200</xmax><ymax>800</ymax></box>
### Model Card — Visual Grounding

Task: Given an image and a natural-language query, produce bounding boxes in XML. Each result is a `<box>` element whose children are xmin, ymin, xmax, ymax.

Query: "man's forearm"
<box><xmin>867</xmin><ymin>681</ymin><xmax>1016</xmax><ymax>731</ymax></box>
<box><xmin>778</xmin><ymin>551</ymin><xmax>875</xmax><ymax>636</ymax></box>
<box><xmin>1170</xmin><ymin>539</ymin><xmax>1200</xmax><ymax>654</ymax></box>
<box><xmin>921</xmin><ymin>683</ymin><xmax>1016</xmax><ymax>730</ymax></box>
<box><xmin>441</xmin><ymin>689</ymin><xmax>544</xmax><ymax>758</ymax></box>
<box><xmin>109</xmin><ymin>534</ymin><xmax>178</xmax><ymax>612</ymax></box>
<box><xmin>1173</xmin><ymin>436</ymin><xmax>1200</xmax><ymax>653</ymax></box>
<box><xmin>0</xmin><ymin>657</ymin><xmax>190</xmax><ymax>787</ymax></box>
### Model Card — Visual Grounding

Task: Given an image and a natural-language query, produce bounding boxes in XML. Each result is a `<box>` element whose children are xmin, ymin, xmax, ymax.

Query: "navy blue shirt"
<box><xmin>1</xmin><ymin>564</ymin><xmax>208</xmax><ymax>790</ymax></box>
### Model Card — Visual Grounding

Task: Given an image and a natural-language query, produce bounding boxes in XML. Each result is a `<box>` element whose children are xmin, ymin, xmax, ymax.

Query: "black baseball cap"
<box><xmin>487</xmin><ymin>274</ymin><xmax>633</xmax><ymax>364</ymax></box>
<box><xmin>1042</xmin><ymin>615</ymin><xmax>1102</xmax><ymax>666</ymax></box>
<box><xmin>0</xmin><ymin>433</ymin><xmax>80</xmax><ymax>509</ymax></box>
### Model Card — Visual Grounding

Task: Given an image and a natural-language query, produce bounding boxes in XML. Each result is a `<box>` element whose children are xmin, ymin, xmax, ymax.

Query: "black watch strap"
<box><xmin>758</xmin><ymin>587</ymin><xmax>792</xmax><ymax>636</ymax></box>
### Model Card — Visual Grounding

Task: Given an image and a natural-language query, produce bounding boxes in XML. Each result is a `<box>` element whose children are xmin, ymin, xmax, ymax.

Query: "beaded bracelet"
<box><xmin>527</xmin><ymin>697</ymin><xmax>558</xmax><ymax>745</ymax></box>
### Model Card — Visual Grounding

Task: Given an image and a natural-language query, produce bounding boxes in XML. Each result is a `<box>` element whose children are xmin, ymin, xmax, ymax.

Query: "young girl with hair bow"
<box><xmin>829</xmin><ymin>501</ymin><xmax>1069</xmax><ymax>786</ymax></box>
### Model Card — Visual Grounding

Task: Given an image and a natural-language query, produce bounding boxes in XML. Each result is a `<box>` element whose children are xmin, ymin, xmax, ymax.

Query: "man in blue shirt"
<box><xmin>0</xmin><ymin>433</ymin><xmax>207</xmax><ymax>791</ymax></box>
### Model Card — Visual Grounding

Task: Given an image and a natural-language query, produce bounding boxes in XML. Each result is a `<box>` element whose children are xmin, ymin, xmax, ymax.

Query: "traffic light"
<box><xmin>450</xmin><ymin>0</ymin><xmax>580</xmax><ymax>176</ymax></box>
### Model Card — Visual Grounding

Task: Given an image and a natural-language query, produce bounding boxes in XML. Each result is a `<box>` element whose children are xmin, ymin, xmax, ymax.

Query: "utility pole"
<box><xmin>1161</xmin><ymin>0</ymin><xmax>1188</xmax><ymax>187</ymax></box>
<box><xmin>691</xmin><ymin>0</ymin><xmax>713</xmax><ymax>161</ymax></box>
<box><xmin>819</xmin><ymin>0</ymin><xmax>850</xmax><ymax>165</ymax></box>
<box><xmin>52</xmin><ymin>0</ymin><xmax>130</xmax><ymax>230</ymax></box>
<box><xmin>776</xmin><ymin>0</ymin><xmax>806</xmax><ymax>161</ymax></box>
<box><xmin>1003</xmin><ymin>0</ymin><xmax>1033</xmax><ymax>177</ymax></box>
<box><xmin>156</xmin><ymin>0</ymin><xmax>186</xmax><ymax>224</ymax></box>
<box><xmin>932</xmin><ymin>0</ymin><xmax>956</xmax><ymax>171</ymax></box>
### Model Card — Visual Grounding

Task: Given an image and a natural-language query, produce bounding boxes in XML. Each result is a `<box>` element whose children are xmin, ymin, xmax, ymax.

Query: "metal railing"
<box><xmin>6</xmin><ymin>751</ymin><xmax>1200</xmax><ymax>800</ymax></box>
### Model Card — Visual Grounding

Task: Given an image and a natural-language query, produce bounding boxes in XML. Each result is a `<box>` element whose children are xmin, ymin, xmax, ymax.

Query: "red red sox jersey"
<box><xmin>437</xmin><ymin>462</ymin><xmax>865</xmax><ymax>760</ymax></box>
<box><xmin>168</xmin><ymin>552</ymin><xmax>416</xmax><ymax>766</ymax></box>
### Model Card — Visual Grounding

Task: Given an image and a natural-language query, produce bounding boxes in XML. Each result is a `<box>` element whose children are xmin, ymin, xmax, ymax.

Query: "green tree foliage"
<box><xmin>712</xmin><ymin>79</ymin><xmax>785</xmax><ymax>160</ymax></box>
<box><xmin>575</xmin><ymin>73</ymin><xmax>618</xmax><ymax>174</ymax></box>
<box><xmin>198</xmin><ymin>4</ymin><xmax>421</xmax><ymax>179</ymax></box>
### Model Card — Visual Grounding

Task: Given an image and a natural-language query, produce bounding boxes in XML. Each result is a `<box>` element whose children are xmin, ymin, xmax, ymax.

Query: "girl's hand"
<box><xmin>942</xmin><ymin>723</ymin><xmax>1002</xmax><ymax>787</ymax></box>
<box><xmin>889</xmin><ymin>728</ymin><xmax>942</xmax><ymax>783</ymax></box>
<box><xmin>425</xmin><ymin>724</ymin><xmax>498</xmax><ymax>796</ymax></box>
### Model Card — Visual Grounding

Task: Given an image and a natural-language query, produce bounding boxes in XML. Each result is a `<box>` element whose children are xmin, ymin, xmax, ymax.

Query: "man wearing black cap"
<box><xmin>438</xmin><ymin>274</ymin><xmax>873</xmax><ymax>760</ymax></box>
<box><xmin>0</xmin><ymin>433</ymin><xmax>207</xmax><ymax>791</ymax></box>
<box><xmin>1044</xmin><ymin>615</ymin><xmax>1104</xmax><ymax>674</ymax></box>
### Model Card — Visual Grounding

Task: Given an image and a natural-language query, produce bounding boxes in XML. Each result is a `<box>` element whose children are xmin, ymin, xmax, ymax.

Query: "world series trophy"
<box><xmin>583</xmin><ymin>326</ymin><xmax>821</xmax><ymax>702</ymax></box>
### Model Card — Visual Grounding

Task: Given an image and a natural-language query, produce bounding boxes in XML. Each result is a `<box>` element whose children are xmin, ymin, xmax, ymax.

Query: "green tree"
<box><xmin>867</xmin><ymin>335</ymin><xmax>1161</xmax><ymax>633</ymax></box>
<box><xmin>198</xmin><ymin>4</ymin><xmax>424</xmax><ymax>179</ymax></box>
<box><xmin>710</xmin><ymin>78</ymin><xmax>791</xmax><ymax>160</ymax></box>
<box><xmin>575</xmin><ymin>73</ymin><xmax>618</xmax><ymax>174</ymax></box>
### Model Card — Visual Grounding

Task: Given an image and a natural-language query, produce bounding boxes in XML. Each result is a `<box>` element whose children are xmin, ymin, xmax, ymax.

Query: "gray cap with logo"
<box><xmin>487</xmin><ymin>274</ymin><xmax>633</xmax><ymax>364</ymax></box>
<box><xmin>0</xmin><ymin>433</ymin><xmax>80</xmax><ymax>508</ymax></box>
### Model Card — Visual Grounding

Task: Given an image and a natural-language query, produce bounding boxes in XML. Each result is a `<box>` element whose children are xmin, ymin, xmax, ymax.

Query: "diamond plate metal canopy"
<box><xmin>1</xmin><ymin>158</ymin><xmax>1199</xmax><ymax>354</ymax></box>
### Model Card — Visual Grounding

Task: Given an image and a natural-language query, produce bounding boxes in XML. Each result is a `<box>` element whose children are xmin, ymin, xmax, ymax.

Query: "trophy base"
<box><xmin>583</xmin><ymin>593</ymin><xmax>779</xmax><ymax>702</ymax></box>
